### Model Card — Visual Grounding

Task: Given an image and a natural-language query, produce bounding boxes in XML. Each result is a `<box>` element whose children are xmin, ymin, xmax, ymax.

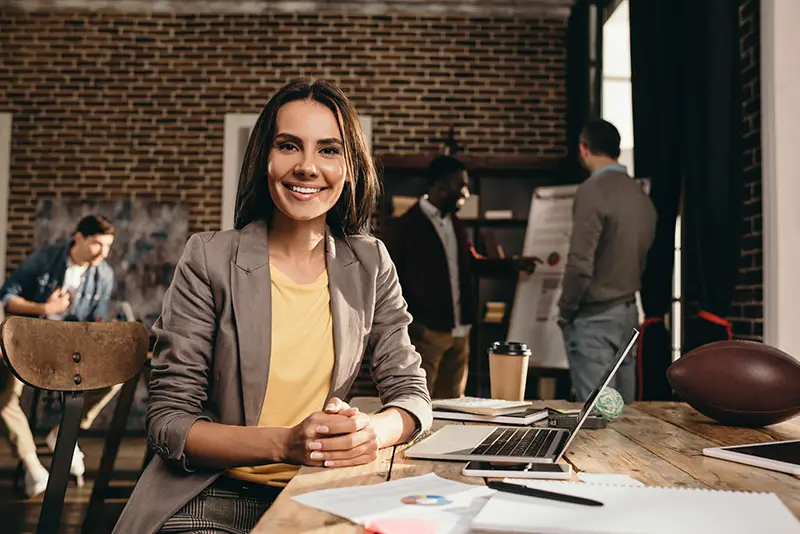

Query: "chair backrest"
<box><xmin>0</xmin><ymin>316</ymin><xmax>148</xmax><ymax>391</ymax></box>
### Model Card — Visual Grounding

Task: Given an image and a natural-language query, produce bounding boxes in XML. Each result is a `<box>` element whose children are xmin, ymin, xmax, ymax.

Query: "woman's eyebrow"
<box><xmin>273</xmin><ymin>132</ymin><xmax>302</xmax><ymax>144</ymax></box>
<box><xmin>317</xmin><ymin>137</ymin><xmax>344</xmax><ymax>147</ymax></box>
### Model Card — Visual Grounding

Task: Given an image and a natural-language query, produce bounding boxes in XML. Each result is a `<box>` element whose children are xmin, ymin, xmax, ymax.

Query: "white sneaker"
<box><xmin>24</xmin><ymin>464</ymin><xmax>49</xmax><ymax>499</ymax></box>
<box><xmin>46</xmin><ymin>426</ymin><xmax>86</xmax><ymax>486</ymax></box>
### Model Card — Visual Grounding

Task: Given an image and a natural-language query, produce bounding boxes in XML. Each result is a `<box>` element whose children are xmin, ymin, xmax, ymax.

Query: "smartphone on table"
<box><xmin>462</xmin><ymin>461</ymin><xmax>572</xmax><ymax>479</ymax></box>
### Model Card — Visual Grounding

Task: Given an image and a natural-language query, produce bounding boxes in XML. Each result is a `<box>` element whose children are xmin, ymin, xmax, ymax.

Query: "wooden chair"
<box><xmin>81</xmin><ymin>353</ymin><xmax>152</xmax><ymax>534</ymax></box>
<box><xmin>0</xmin><ymin>316</ymin><xmax>148</xmax><ymax>534</ymax></box>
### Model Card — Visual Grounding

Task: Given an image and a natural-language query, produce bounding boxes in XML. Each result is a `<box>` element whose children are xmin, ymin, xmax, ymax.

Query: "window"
<box><xmin>601</xmin><ymin>1</ymin><xmax>634</xmax><ymax>175</ymax></box>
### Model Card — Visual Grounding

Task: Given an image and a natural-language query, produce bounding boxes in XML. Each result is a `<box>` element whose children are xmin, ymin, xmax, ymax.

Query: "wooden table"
<box><xmin>253</xmin><ymin>400</ymin><xmax>800</xmax><ymax>533</ymax></box>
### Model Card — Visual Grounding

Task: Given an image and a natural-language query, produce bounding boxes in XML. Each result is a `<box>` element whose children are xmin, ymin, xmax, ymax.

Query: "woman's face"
<box><xmin>267</xmin><ymin>99</ymin><xmax>348</xmax><ymax>224</ymax></box>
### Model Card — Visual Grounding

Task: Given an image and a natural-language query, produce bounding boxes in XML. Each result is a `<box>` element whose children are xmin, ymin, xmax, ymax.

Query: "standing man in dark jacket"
<box><xmin>383</xmin><ymin>156</ymin><xmax>475</xmax><ymax>399</ymax></box>
<box><xmin>558</xmin><ymin>120</ymin><xmax>657</xmax><ymax>403</ymax></box>
<box><xmin>0</xmin><ymin>214</ymin><xmax>117</xmax><ymax>496</ymax></box>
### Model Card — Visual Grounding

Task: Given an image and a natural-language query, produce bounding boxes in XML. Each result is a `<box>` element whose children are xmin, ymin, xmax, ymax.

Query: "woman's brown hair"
<box><xmin>233</xmin><ymin>78</ymin><xmax>379</xmax><ymax>237</ymax></box>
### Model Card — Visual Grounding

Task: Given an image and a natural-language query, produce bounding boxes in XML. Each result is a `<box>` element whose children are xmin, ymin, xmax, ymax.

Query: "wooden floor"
<box><xmin>0</xmin><ymin>434</ymin><xmax>147</xmax><ymax>534</ymax></box>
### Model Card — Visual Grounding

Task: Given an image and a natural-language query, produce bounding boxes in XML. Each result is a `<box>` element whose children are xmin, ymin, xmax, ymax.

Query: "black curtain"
<box><xmin>682</xmin><ymin>1</ymin><xmax>743</xmax><ymax>352</ymax></box>
<box><xmin>630</xmin><ymin>0</ymin><xmax>681</xmax><ymax>401</ymax></box>
<box><xmin>630</xmin><ymin>0</ymin><xmax>743</xmax><ymax>398</ymax></box>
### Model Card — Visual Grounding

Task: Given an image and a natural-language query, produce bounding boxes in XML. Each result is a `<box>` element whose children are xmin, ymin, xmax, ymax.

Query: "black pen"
<box><xmin>487</xmin><ymin>480</ymin><xmax>604</xmax><ymax>507</ymax></box>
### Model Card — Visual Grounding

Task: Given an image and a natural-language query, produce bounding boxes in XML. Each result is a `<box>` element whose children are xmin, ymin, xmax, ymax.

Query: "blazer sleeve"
<box><xmin>147</xmin><ymin>234</ymin><xmax>216</xmax><ymax>472</ymax></box>
<box><xmin>368</xmin><ymin>239</ymin><xmax>433</xmax><ymax>437</ymax></box>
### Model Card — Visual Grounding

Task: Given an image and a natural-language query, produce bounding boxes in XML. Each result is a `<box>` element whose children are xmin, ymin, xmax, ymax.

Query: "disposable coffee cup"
<box><xmin>488</xmin><ymin>341</ymin><xmax>531</xmax><ymax>401</ymax></box>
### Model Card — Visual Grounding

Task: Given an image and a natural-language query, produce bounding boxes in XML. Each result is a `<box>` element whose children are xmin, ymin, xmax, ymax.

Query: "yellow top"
<box><xmin>226</xmin><ymin>264</ymin><xmax>335</xmax><ymax>487</ymax></box>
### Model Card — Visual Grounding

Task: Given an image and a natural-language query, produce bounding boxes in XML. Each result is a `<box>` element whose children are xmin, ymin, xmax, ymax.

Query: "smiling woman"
<box><xmin>112</xmin><ymin>79</ymin><xmax>432</xmax><ymax>534</ymax></box>
<box><xmin>235</xmin><ymin>79</ymin><xmax>378</xmax><ymax>238</ymax></box>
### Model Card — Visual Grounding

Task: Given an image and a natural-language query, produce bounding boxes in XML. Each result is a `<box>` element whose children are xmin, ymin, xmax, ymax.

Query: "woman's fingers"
<box><xmin>317</xmin><ymin>412</ymin><xmax>370</xmax><ymax>435</ymax></box>
<box><xmin>324</xmin><ymin>397</ymin><xmax>352</xmax><ymax>412</ymax></box>
<box><xmin>336</xmin><ymin>407</ymin><xmax>360</xmax><ymax>417</ymax></box>
<box><xmin>325</xmin><ymin>397</ymin><xmax>360</xmax><ymax>418</ymax></box>
<box><xmin>315</xmin><ymin>427</ymin><xmax>375</xmax><ymax>452</ymax></box>
<box><xmin>322</xmin><ymin>452</ymin><xmax>379</xmax><ymax>468</ymax></box>
<box><xmin>312</xmin><ymin>441</ymin><xmax>376</xmax><ymax>461</ymax></box>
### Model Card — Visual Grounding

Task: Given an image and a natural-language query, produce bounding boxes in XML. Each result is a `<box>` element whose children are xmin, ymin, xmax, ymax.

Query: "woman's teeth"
<box><xmin>288</xmin><ymin>185</ymin><xmax>322</xmax><ymax>194</ymax></box>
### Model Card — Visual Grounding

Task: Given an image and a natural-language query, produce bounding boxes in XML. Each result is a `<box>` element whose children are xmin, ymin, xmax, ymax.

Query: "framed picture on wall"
<box><xmin>34</xmin><ymin>198</ymin><xmax>189</xmax><ymax>331</ymax></box>
<box><xmin>27</xmin><ymin>198</ymin><xmax>188</xmax><ymax>431</ymax></box>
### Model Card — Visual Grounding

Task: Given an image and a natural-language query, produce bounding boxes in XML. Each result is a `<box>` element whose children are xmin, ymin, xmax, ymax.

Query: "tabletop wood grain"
<box><xmin>252</xmin><ymin>400</ymin><xmax>800</xmax><ymax>533</ymax></box>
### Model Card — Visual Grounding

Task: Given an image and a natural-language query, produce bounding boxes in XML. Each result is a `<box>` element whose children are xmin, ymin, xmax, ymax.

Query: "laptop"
<box><xmin>404</xmin><ymin>328</ymin><xmax>639</xmax><ymax>463</ymax></box>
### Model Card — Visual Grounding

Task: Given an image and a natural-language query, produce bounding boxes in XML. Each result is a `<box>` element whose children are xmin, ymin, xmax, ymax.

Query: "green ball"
<box><xmin>594</xmin><ymin>387</ymin><xmax>624</xmax><ymax>420</ymax></box>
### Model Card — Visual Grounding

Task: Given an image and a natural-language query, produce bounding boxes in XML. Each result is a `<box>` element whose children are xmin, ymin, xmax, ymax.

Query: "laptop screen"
<box><xmin>554</xmin><ymin>328</ymin><xmax>640</xmax><ymax>461</ymax></box>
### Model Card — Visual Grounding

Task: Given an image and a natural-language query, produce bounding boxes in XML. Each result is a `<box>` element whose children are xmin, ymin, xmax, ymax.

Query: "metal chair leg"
<box><xmin>82</xmin><ymin>375</ymin><xmax>139</xmax><ymax>534</ymax></box>
<box><xmin>12</xmin><ymin>461</ymin><xmax>24</xmax><ymax>493</ymax></box>
<box><xmin>29</xmin><ymin>387</ymin><xmax>43</xmax><ymax>435</ymax></box>
<box><xmin>37</xmin><ymin>392</ymin><xmax>83</xmax><ymax>534</ymax></box>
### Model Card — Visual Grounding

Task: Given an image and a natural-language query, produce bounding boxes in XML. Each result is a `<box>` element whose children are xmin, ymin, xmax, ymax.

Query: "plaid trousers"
<box><xmin>159</xmin><ymin>477</ymin><xmax>282</xmax><ymax>534</ymax></box>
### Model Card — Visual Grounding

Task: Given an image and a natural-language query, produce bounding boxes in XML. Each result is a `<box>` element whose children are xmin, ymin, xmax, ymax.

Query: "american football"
<box><xmin>666</xmin><ymin>340</ymin><xmax>800</xmax><ymax>427</ymax></box>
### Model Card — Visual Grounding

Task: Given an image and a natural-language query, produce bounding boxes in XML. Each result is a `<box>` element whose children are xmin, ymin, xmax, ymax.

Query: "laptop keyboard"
<box><xmin>470</xmin><ymin>427</ymin><xmax>558</xmax><ymax>458</ymax></box>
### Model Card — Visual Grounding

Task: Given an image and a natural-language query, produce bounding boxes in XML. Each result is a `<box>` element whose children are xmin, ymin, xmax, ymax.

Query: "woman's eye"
<box><xmin>320</xmin><ymin>146</ymin><xmax>341</xmax><ymax>156</ymax></box>
<box><xmin>278</xmin><ymin>143</ymin><xmax>297</xmax><ymax>152</ymax></box>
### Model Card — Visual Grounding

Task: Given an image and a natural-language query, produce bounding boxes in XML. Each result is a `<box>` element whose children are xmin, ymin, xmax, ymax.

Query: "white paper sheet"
<box><xmin>576</xmin><ymin>473</ymin><xmax>645</xmax><ymax>486</ymax></box>
<box><xmin>292</xmin><ymin>473</ymin><xmax>493</xmax><ymax>534</ymax></box>
<box><xmin>504</xmin><ymin>474</ymin><xmax>644</xmax><ymax>488</ymax></box>
<box><xmin>472</xmin><ymin>479</ymin><xmax>800</xmax><ymax>534</ymax></box>
<box><xmin>507</xmin><ymin>185</ymin><xmax>577</xmax><ymax>370</ymax></box>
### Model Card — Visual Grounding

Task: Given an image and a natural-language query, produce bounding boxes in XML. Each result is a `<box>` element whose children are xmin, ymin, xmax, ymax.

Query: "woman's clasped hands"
<box><xmin>283</xmin><ymin>397</ymin><xmax>380</xmax><ymax>468</ymax></box>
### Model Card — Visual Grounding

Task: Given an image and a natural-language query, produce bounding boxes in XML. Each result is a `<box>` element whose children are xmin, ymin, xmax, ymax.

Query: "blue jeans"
<box><xmin>562</xmin><ymin>301</ymin><xmax>639</xmax><ymax>403</ymax></box>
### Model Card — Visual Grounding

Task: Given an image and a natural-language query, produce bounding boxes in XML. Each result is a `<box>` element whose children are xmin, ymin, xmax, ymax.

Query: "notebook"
<box><xmin>471</xmin><ymin>479</ymin><xmax>800</xmax><ymax>534</ymax></box>
<box><xmin>433</xmin><ymin>406</ymin><xmax>548</xmax><ymax>425</ymax></box>
<box><xmin>432</xmin><ymin>397</ymin><xmax>532</xmax><ymax>417</ymax></box>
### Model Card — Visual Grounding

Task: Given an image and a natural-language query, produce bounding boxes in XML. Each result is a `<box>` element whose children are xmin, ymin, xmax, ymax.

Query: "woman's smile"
<box><xmin>282</xmin><ymin>182</ymin><xmax>329</xmax><ymax>201</ymax></box>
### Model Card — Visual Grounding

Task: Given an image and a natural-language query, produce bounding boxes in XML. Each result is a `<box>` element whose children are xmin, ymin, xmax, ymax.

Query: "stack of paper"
<box><xmin>432</xmin><ymin>397</ymin><xmax>532</xmax><ymax>416</ymax></box>
<box><xmin>433</xmin><ymin>405</ymin><xmax>548</xmax><ymax>425</ymax></box>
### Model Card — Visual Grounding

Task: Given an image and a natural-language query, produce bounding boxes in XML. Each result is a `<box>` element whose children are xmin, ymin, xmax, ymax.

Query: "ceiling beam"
<box><xmin>1</xmin><ymin>0</ymin><xmax>577</xmax><ymax>18</ymax></box>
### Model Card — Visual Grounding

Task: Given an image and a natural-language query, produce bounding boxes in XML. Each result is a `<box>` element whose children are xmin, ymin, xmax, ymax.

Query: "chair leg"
<box><xmin>37</xmin><ymin>392</ymin><xmax>83</xmax><ymax>534</ymax></box>
<box><xmin>82</xmin><ymin>375</ymin><xmax>139</xmax><ymax>534</ymax></box>
<box><xmin>12</xmin><ymin>461</ymin><xmax>23</xmax><ymax>493</ymax></box>
<box><xmin>29</xmin><ymin>387</ymin><xmax>42</xmax><ymax>436</ymax></box>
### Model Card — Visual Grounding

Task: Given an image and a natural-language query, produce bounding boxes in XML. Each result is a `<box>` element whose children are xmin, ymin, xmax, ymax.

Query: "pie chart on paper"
<box><xmin>400</xmin><ymin>494</ymin><xmax>452</xmax><ymax>506</ymax></box>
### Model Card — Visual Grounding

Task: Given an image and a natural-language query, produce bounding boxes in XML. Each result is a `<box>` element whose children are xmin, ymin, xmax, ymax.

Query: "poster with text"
<box><xmin>507</xmin><ymin>185</ymin><xmax>577</xmax><ymax>369</ymax></box>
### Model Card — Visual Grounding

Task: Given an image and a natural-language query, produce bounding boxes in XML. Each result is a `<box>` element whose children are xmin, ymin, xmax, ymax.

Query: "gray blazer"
<box><xmin>113</xmin><ymin>221</ymin><xmax>432</xmax><ymax>534</ymax></box>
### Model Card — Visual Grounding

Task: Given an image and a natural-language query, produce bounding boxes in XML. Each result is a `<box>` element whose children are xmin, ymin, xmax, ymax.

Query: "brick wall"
<box><xmin>0</xmin><ymin>9</ymin><xmax>568</xmax><ymax>272</ymax></box>
<box><xmin>728</xmin><ymin>0</ymin><xmax>763</xmax><ymax>340</ymax></box>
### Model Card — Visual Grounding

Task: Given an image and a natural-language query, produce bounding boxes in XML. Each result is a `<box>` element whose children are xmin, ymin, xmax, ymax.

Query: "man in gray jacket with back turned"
<box><xmin>558</xmin><ymin>119</ymin><xmax>657</xmax><ymax>404</ymax></box>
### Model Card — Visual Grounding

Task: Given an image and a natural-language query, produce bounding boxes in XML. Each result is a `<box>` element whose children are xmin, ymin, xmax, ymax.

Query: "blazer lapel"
<box><xmin>231</xmin><ymin>221</ymin><xmax>272</xmax><ymax>427</ymax></box>
<box><xmin>325</xmin><ymin>232</ymin><xmax>363</xmax><ymax>401</ymax></box>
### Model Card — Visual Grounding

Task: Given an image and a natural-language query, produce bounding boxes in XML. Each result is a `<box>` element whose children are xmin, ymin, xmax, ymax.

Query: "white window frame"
<box><xmin>762</xmin><ymin>0</ymin><xmax>800</xmax><ymax>359</ymax></box>
<box><xmin>0</xmin><ymin>113</ymin><xmax>11</xmax><ymax>284</ymax></box>
<box><xmin>222</xmin><ymin>113</ymin><xmax>259</xmax><ymax>231</ymax></box>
